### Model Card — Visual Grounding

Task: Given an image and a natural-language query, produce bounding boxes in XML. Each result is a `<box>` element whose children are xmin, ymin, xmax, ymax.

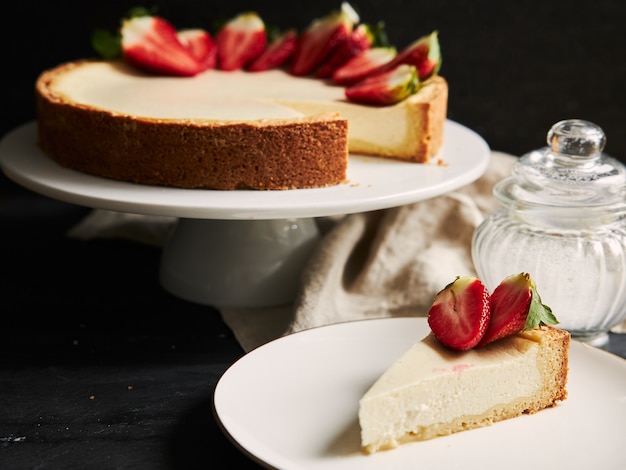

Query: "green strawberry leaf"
<box><xmin>369</xmin><ymin>21</ymin><xmax>390</xmax><ymax>47</ymax></box>
<box><xmin>91</xmin><ymin>29</ymin><xmax>121</xmax><ymax>59</ymax></box>
<box><xmin>90</xmin><ymin>6</ymin><xmax>157</xmax><ymax>60</ymax></box>
<box><xmin>525</xmin><ymin>281</ymin><xmax>559</xmax><ymax>329</ymax></box>
<box><xmin>126</xmin><ymin>6</ymin><xmax>155</xmax><ymax>19</ymax></box>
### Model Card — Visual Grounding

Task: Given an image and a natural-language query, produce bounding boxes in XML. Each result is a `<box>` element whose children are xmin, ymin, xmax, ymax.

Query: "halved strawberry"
<box><xmin>178</xmin><ymin>28</ymin><xmax>216</xmax><ymax>71</ymax></box>
<box><xmin>121</xmin><ymin>16</ymin><xmax>204</xmax><ymax>76</ymax></box>
<box><xmin>289</xmin><ymin>2</ymin><xmax>359</xmax><ymax>76</ymax></box>
<box><xmin>478</xmin><ymin>273</ymin><xmax>557</xmax><ymax>347</ymax></box>
<box><xmin>344</xmin><ymin>63</ymin><xmax>418</xmax><ymax>106</ymax></box>
<box><xmin>315</xmin><ymin>23</ymin><xmax>375</xmax><ymax>78</ymax></box>
<box><xmin>427</xmin><ymin>276</ymin><xmax>491</xmax><ymax>351</ymax></box>
<box><xmin>216</xmin><ymin>12</ymin><xmax>267</xmax><ymax>71</ymax></box>
<box><xmin>247</xmin><ymin>29</ymin><xmax>297</xmax><ymax>72</ymax></box>
<box><xmin>378</xmin><ymin>30</ymin><xmax>441</xmax><ymax>80</ymax></box>
<box><xmin>331</xmin><ymin>46</ymin><xmax>396</xmax><ymax>85</ymax></box>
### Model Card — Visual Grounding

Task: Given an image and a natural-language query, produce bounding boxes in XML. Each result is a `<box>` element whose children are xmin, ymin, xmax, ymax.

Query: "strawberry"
<box><xmin>344</xmin><ymin>63</ymin><xmax>418</xmax><ymax>106</ymax></box>
<box><xmin>247</xmin><ymin>29</ymin><xmax>297</xmax><ymax>72</ymax></box>
<box><xmin>315</xmin><ymin>23</ymin><xmax>374</xmax><ymax>79</ymax></box>
<box><xmin>289</xmin><ymin>2</ymin><xmax>359</xmax><ymax>76</ymax></box>
<box><xmin>478</xmin><ymin>273</ymin><xmax>558</xmax><ymax>347</ymax></box>
<box><xmin>177</xmin><ymin>28</ymin><xmax>217</xmax><ymax>71</ymax></box>
<box><xmin>120</xmin><ymin>16</ymin><xmax>204</xmax><ymax>77</ymax></box>
<box><xmin>331</xmin><ymin>46</ymin><xmax>396</xmax><ymax>85</ymax></box>
<box><xmin>427</xmin><ymin>276</ymin><xmax>491</xmax><ymax>351</ymax></box>
<box><xmin>216</xmin><ymin>12</ymin><xmax>267</xmax><ymax>71</ymax></box>
<box><xmin>378</xmin><ymin>30</ymin><xmax>441</xmax><ymax>80</ymax></box>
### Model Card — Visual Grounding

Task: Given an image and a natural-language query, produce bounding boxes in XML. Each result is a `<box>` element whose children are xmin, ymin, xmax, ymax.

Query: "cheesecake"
<box><xmin>35</xmin><ymin>60</ymin><xmax>448</xmax><ymax>190</ymax></box>
<box><xmin>359</xmin><ymin>325</ymin><xmax>570</xmax><ymax>453</ymax></box>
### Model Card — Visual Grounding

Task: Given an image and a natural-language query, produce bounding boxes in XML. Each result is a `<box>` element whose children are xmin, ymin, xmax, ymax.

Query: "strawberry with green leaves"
<box><xmin>332</xmin><ymin>46</ymin><xmax>397</xmax><ymax>85</ymax></box>
<box><xmin>120</xmin><ymin>16</ymin><xmax>205</xmax><ymax>77</ymax></box>
<box><xmin>217</xmin><ymin>12</ymin><xmax>267</xmax><ymax>71</ymax></box>
<box><xmin>247</xmin><ymin>29</ymin><xmax>297</xmax><ymax>72</ymax></box>
<box><xmin>427</xmin><ymin>276</ymin><xmax>491</xmax><ymax>351</ymax></box>
<box><xmin>290</xmin><ymin>2</ymin><xmax>359</xmax><ymax>76</ymax></box>
<box><xmin>344</xmin><ymin>63</ymin><xmax>418</xmax><ymax>106</ymax></box>
<box><xmin>477</xmin><ymin>273</ymin><xmax>558</xmax><ymax>346</ymax></box>
<box><xmin>428</xmin><ymin>273</ymin><xmax>558</xmax><ymax>351</ymax></box>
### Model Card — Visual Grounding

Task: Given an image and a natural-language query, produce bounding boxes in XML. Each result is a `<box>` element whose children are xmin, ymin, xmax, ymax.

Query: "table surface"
<box><xmin>1</xmin><ymin>177</ymin><xmax>625</xmax><ymax>470</ymax></box>
<box><xmin>0</xmin><ymin>180</ymin><xmax>259</xmax><ymax>469</ymax></box>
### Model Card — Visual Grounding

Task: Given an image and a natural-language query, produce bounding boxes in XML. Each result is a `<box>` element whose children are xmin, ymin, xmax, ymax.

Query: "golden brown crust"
<box><xmin>410</xmin><ymin>76</ymin><xmax>448</xmax><ymax>163</ymax></box>
<box><xmin>520</xmin><ymin>325</ymin><xmax>570</xmax><ymax>405</ymax></box>
<box><xmin>395</xmin><ymin>75</ymin><xmax>448</xmax><ymax>163</ymax></box>
<box><xmin>36</xmin><ymin>63</ymin><xmax>349</xmax><ymax>190</ymax></box>
<box><xmin>37</xmin><ymin>100</ymin><xmax>348</xmax><ymax>190</ymax></box>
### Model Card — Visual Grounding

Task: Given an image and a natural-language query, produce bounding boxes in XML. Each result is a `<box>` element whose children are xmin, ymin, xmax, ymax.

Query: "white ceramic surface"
<box><xmin>0</xmin><ymin>120</ymin><xmax>489</xmax><ymax>220</ymax></box>
<box><xmin>159</xmin><ymin>218</ymin><xmax>320</xmax><ymax>307</ymax></box>
<box><xmin>214</xmin><ymin>317</ymin><xmax>626</xmax><ymax>470</ymax></box>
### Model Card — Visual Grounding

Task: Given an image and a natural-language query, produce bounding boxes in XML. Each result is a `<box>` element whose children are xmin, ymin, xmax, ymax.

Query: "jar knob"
<box><xmin>547</xmin><ymin>119</ymin><xmax>606</xmax><ymax>163</ymax></box>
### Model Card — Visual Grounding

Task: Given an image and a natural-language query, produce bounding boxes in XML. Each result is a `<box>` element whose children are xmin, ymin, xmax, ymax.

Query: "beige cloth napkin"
<box><xmin>67</xmin><ymin>151</ymin><xmax>626</xmax><ymax>352</ymax></box>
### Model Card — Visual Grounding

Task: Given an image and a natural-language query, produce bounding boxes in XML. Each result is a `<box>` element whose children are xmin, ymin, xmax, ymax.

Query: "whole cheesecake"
<box><xmin>359</xmin><ymin>325</ymin><xmax>570</xmax><ymax>453</ymax></box>
<box><xmin>35</xmin><ymin>60</ymin><xmax>448</xmax><ymax>190</ymax></box>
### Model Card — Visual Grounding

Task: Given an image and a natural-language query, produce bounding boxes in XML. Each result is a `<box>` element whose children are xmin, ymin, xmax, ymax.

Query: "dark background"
<box><xmin>1</xmin><ymin>1</ymin><xmax>625</xmax><ymax>469</ymax></box>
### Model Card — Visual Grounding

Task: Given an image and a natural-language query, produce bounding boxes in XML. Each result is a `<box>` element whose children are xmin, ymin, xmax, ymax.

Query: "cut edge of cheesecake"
<box><xmin>359</xmin><ymin>325</ymin><xmax>570</xmax><ymax>454</ymax></box>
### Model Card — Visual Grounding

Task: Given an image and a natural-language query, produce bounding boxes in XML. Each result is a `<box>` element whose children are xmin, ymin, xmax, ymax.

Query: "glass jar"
<box><xmin>472</xmin><ymin>119</ymin><xmax>626</xmax><ymax>347</ymax></box>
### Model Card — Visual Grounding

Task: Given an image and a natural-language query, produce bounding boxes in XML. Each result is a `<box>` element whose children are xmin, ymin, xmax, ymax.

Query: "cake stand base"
<box><xmin>159</xmin><ymin>217</ymin><xmax>320</xmax><ymax>308</ymax></box>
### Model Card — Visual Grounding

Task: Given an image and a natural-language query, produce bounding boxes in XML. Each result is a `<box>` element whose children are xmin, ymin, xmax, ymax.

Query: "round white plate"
<box><xmin>214</xmin><ymin>317</ymin><xmax>626</xmax><ymax>470</ymax></box>
<box><xmin>0</xmin><ymin>120</ymin><xmax>489</xmax><ymax>219</ymax></box>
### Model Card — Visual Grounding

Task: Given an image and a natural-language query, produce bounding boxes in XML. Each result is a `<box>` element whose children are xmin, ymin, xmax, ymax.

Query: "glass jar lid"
<box><xmin>495</xmin><ymin>119</ymin><xmax>626</xmax><ymax>211</ymax></box>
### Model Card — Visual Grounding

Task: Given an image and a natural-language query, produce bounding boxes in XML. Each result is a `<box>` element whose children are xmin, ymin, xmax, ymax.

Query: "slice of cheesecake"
<box><xmin>359</xmin><ymin>325</ymin><xmax>569</xmax><ymax>453</ymax></box>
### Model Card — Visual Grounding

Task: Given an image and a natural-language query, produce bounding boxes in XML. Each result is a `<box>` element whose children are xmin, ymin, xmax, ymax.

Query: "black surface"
<box><xmin>1</xmin><ymin>1</ymin><xmax>626</xmax><ymax>468</ymax></box>
<box><xmin>0</xmin><ymin>190</ymin><xmax>259</xmax><ymax>469</ymax></box>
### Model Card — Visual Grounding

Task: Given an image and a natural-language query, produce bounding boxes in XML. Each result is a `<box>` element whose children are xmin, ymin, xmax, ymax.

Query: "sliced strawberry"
<box><xmin>379</xmin><ymin>30</ymin><xmax>441</xmax><ymax>80</ymax></box>
<box><xmin>344</xmin><ymin>63</ymin><xmax>418</xmax><ymax>106</ymax></box>
<box><xmin>247</xmin><ymin>29</ymin><xmax>297</xmax><ymax>72</ymax></box>
<box><xmin>478</xmin><ymin>273</ymin><xmax>557</xmax><ymax>347</ymax></box>
<box><xmin>121</xmin><ymin>16</ymin><xmax>203</xmax><ymax>76</ymax></box>
<box><xmin>427</xmin><ymin>276</ymin><xmax>491</xmax><ymax>351</ymax></box>
<box><xmin>216</xmin><ymin>12</ymin><xmax>267</xmax><ymax>71</ymax></box>
<box><xmin>289</xmin><ymin>2</ymin><xmax>359</xmax><ymax>76</ymax></box>
<box><xmin>315</xmin><ymin>23</ymin><xmax>374</xmax><ymax>78</ymax></box>
<box><xmin>178</xmin><ymin>28</ymin><xmax>217</xmax><ymax>71</ymax></box>
<box><xmin>331</xmin><ymin>46</ymin><xmax>396</xmax><ymax>85</ymax></box>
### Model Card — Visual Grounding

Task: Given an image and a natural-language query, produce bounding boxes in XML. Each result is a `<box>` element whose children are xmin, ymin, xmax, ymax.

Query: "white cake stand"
<box><xmin>0</xmin><ymin>121</ymin><xmax>490</xmax><ymax>307</ymax></box>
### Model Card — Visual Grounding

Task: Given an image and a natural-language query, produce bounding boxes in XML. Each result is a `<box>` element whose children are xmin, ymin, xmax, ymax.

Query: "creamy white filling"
<box><xmin>359</xmin><ymin>334</ymin><xmax>541</xmax><ymax>445</ymax></box>
<box><xmin>52</xmin><ymin>63</ymin><xmax>347</xmax><ymax>120</ymax></box>
<box><xmin>49</xmin><ymin>61</ymin><xmax>414</xmax><ymax>148</ymax></box>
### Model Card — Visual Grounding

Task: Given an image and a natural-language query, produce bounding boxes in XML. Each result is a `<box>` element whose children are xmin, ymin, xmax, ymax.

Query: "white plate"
<box><xmin>214</xmin><ymin>317</ymin><xmax>626</xmax><ymax>470</ymax></box>
<box><xmin>0</xmin><ymin>120</ymin><xmax>489</xmax><ymax>219</ymax></box>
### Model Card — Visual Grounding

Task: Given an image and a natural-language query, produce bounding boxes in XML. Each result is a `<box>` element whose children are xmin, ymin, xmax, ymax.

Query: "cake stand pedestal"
<box><xmin>160</xmin><ymin>217</ymin><xmax>320</xmax><ymax>307</ymax></box>
<box><xmin>0</xmin><ymin>121</ymin><xmax>489</xmax><ymax>307</ymax></box>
